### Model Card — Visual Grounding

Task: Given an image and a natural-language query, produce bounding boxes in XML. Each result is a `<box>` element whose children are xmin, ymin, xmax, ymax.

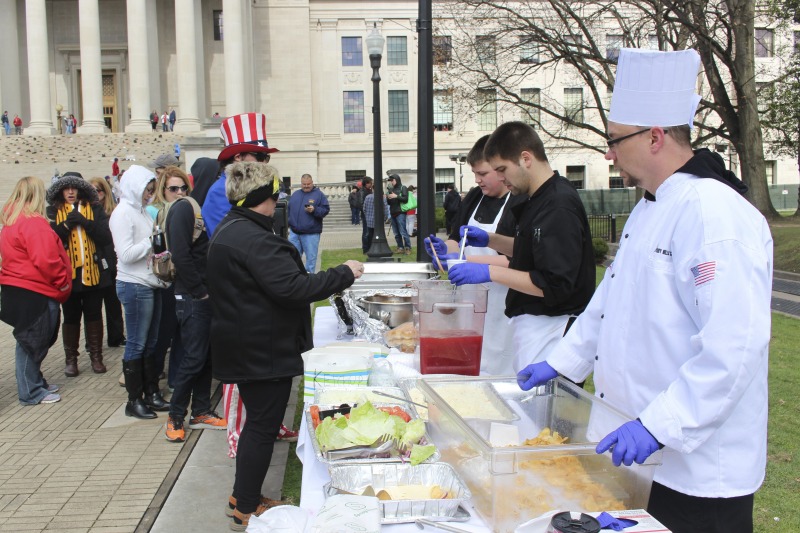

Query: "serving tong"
<box><xmin>324</xmin><ymin>432</ymin><xmax>406</xmax><ymax>461</ymax></box>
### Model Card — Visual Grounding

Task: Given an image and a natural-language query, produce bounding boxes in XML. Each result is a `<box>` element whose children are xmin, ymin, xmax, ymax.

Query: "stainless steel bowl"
<box><xmin>358</xmin><ymin>294</ymin><xmax>413</xmax><ymax>328</ymax></box>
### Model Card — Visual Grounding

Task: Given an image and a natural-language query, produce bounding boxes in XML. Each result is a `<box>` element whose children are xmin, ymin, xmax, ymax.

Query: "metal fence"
<box><xmin>769</xmin><ymin>184</ymin><xmax>799</xmax><ymax>211</ymax></box>
<box><xmin>588</xmin><ymin>214</ymin><xmax>618</xmax><ymax>243</ymax></box>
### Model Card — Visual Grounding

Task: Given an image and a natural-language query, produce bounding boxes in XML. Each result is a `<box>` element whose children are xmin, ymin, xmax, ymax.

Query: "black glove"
<box><xmin>66</xmin><ymin>210</ymin><xmax>87</xmax><ymax>228</ymax></box>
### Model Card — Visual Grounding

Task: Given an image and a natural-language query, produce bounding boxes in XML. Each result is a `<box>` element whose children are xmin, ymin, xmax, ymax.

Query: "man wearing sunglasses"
<box><xmin>201</xmin><ymin>113</ymin><xmax>279</xmax><ymax>236</ymax></box>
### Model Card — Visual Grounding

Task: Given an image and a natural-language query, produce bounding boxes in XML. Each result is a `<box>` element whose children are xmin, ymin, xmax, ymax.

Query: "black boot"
<box><xmin>143</xmin><ymin>357</ymin><xmax>170</xmax><ymax>412</ymax></box>
<box><xmin>123</xmin><ymin>360</ymin><xmax>157</xmax><ymax>419</ymax></box>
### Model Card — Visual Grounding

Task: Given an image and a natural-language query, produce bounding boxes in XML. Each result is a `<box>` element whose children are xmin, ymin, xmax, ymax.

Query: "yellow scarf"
<box><xmin>56</xmin><ymin>203</ymin><xmax>100</xmax><ymax>287</ymax></box>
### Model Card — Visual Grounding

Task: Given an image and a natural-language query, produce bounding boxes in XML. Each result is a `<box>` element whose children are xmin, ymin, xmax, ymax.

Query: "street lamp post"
<box><xmin>366</xmin><ymin>25</ymin><xmax>393</xmax><ymax>261</ymax></box>
<box><xmin>449</xmin><ymin>153</ymin><xmax>467</xmax><ymax>192</ymax></box>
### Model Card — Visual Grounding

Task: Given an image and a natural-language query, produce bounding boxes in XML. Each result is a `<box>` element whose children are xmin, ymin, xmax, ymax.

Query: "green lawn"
<box><xmin>284</xmin><ymin>251</ymin><xmax>800</xmax><ymax>531</ymax></box>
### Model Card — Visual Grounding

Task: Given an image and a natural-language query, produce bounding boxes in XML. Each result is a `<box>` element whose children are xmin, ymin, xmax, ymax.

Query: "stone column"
<box><xmin>0</xmin><ymin>0</ymin><xmax>22</xmax><ymax>135</ymax></box>
<box><xmin>24</xmin><ymin>0</ymin><xmax>55</xmax><ymax>135</ymax></box>
<box><xmin>125</xmin><ymin>0</ymin><xmax>152</xmax><ymax>132</ymax></box>
<box><xmin>173</xmin><ymin>0</ymin><xmax>202</xmax><ymax>132</ymax></box>
<box><xmin>223</xmin><ymin>0</ymin><xmax>246</xmax><ymax>115</ymax></box>
<box><xmin>77</xmin><ymin>0</ymin><xmax>106</xmax><ymax>133</ymax></box>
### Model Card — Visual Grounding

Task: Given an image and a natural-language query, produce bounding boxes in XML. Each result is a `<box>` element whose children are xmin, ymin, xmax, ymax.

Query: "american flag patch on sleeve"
<box><xmin>691</xmin><ymin>261</ymin><xmax>716</xmax><ymax>286</ymax></box>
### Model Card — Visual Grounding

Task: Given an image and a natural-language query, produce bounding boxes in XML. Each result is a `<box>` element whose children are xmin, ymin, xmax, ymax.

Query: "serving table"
<box><xmin>297</xmin><ymin>306</ymin><xmax>491</xmax><ymax>532</ymax></box>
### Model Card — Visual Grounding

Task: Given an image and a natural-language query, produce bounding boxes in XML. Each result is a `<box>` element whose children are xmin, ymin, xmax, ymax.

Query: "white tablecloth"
<box><xmin>297</xmin><ymin>306</ymin><xmax>492</xmax><ymax>532</ymax></box>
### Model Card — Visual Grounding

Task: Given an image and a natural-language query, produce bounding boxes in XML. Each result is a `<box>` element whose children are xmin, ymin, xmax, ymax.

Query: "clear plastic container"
<box><xmin>418</xmin><ymin>376</ymin><xmax>661</xmax><ymax>533</ymax></box>
<box><xmin>412</xmin><ymin>280</ymin><xmax>489</xmax><ymax>376</ymax></box>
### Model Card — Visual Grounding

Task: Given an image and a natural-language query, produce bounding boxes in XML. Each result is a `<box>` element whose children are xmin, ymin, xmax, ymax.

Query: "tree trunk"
<box><xmin>730</xmin><ymin>0</ymin><xmax>779</xmax><ymax>219</ymax></box>
<box><xmin>795</xmin><ymin>150</ymin><xmax>800</xmax><ymax>217</ymax></box>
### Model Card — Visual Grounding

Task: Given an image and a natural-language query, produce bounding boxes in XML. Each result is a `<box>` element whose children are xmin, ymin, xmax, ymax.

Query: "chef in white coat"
<box><xmin>517</xmin><ymin>49</ymin><xmax>773</xmax><ymax>533</ymax></box>
<box><xmin>424</xmin><ymin>135</ymin><xmax>524</xmax><ymax>375</ymax></box>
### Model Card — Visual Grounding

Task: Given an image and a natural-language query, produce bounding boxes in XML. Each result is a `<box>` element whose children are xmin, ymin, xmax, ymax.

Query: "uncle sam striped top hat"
<box><xmin>218</xmin><ymin>112</ymin><xmax>279</xmax><ymax>161</ymax></box>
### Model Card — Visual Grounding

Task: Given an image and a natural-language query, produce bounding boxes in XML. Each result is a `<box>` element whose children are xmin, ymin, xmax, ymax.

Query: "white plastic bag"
<box><xmin>245</xmin><ymin>505</ymin><xmax>310</xmax><ymax>533</ymax></box>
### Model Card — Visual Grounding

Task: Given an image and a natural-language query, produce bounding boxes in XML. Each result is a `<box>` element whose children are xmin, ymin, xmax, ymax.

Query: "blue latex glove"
<box><xmin>596</xmin><ymin>420</ymin><xmax>660</xmax><ymax>467</ymax></box>
<box><xmin>424</xmin><ymin>234</ymin><xmax>448</xmax><ymax>259</ymax></box>
<box><xmin>433</xmin><ymin>253</ymin><xmax>459</xmax><ymax>271</ymax></box>
<box><xmin>459</xmin><ymin>225</ymin><xmax>489</xmax><ymax>247</ymax></box>
<box><xmin>516</xmin><ymin>361</ymin><xmax>558</xmax><ymax>391</ymax></box>
<box><xmin>448</xmin><ymin>263</ymin><xmax>490</xmax><ymax>286</ymax></box>
<box><xmin>596</xmin><ymin>512</ymin><xmax>639</xmax><ymax>531</ymax></box>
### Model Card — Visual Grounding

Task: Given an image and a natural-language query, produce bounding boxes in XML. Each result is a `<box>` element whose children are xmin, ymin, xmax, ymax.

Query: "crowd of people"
<box><xmin>0</xmin><ymin>48</ymin><xmax>774</xmax><ymax>533</ymax></box>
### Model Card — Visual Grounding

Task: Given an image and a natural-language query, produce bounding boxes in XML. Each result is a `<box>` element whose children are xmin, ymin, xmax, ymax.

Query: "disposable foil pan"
<box><xmin>314</xmin><ymin>385</ymin><xmax>410</xmax><ymax>408</ymax></box>
<box><xmin>305</xmin><ymin>404</ymin><xmax>440</xmax><ymax>464</ymax></box>
<box><xmin>326</xmin><ymin>462</ymin><xmax>472</xmax><ymax>523</ymax></box>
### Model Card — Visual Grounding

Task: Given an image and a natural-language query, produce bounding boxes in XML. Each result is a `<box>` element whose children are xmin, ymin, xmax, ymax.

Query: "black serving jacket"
<box><xmin>506</xmin><ymin>172</ymin><xmax>595</xmax><ymax>318</ymax></box>
<box><xmin>207</xmin><ymin>206</ymin><xmax>355</xmax><ymax>383</ymax></box>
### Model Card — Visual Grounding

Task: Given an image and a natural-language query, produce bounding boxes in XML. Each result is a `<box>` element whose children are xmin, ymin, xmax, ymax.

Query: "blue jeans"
<box><xmin>351</xmin><ymin>207</ymin><xmax>361</xmax><ymax>225</ymax></box>
<box><xmin>3</xmin><ymin>123</ymin><xmax>10</xmax><ymax>135</ymax></box>
<box><xmin>288</xmin><ymin>231</ymin><xmax>321</xmax><ymax>273</ymax></box>
<box><xmin>169</xmin><ymin>295</ymin><xmax>213</xmax><ymax>420</ymax></box>
<box><xmin>116</xmin><ymin>281</ymin><xmax>162</xmax><ymax>362</ymax></box>
<box><xmin>15</xmin><ymin>299</ymin><xmax>60</xmax><ymax>405</ymax></box>
<box><xmin>361</xmin><ymin>215</ymin><xmax>370</xmax><ymax>253</ymax></box>
<box><xmin>390</xmin><ymin>213</ymin><xmax>411</xmax><ymax>249</ymax></box>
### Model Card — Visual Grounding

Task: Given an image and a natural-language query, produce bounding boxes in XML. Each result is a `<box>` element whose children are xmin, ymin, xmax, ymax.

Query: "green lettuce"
<box><xmin>314</xmin><ymin>401</ymin><xmax>435</xmax><ymax>461</ymax></box>
<box><xmin>409</xmin><ymin>444</ymin><xmax>436</xmax><ymax>466</ymax></box>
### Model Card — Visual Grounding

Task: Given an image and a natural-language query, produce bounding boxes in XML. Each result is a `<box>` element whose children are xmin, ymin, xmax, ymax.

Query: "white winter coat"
<box><xmin>109</xmin><ymin>165</ymin><xmax>163</xmax><ymax>289</ymax></box>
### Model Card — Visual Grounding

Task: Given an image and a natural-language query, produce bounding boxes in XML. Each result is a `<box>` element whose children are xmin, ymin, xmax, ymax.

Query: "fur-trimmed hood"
<box><xmin>46</xmin><ymin>174</ymin><xmax>99</xmax><ymax>206</ymax></box>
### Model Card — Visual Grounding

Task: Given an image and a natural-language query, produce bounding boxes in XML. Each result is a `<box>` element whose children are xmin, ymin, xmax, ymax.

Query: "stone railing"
<box><xmin>313</xmin><ymin>181</ymin><xmax>355</xmax><ymax>200</ymax></box>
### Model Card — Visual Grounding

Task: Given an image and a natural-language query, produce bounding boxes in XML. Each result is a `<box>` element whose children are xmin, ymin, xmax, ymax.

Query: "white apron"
<box><xmin>465</xmin><ymin>194</ymin><xmax>516</xmax><ymax>376</ymax></box>
<box><xmin>510</xmin><ymin>314</ymin><xmax>570</xmax><ymax>373</ymax></box>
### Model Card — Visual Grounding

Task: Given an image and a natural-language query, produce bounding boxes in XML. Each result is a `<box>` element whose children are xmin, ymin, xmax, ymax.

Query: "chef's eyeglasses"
<box><xmin>166</xmin><ymin>185</ymin><xmax>189</xmax><ymax>193</ymax></box>
<box><xmin>606</xmin><ymin>128</ymin><xmax>669</xmax><ymax>148</ymax></box>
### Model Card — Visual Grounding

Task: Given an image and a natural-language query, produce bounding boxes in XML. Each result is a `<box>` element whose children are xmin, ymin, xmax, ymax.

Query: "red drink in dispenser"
<box><xmin>413</xmin><ymin>281</ymin><xmax>489</xmax><ymax>376</ymax></box>
<box><xmin>419</xmin><ymin>332</ymin><xmax>483</xmax><ymax>375</ymax></box>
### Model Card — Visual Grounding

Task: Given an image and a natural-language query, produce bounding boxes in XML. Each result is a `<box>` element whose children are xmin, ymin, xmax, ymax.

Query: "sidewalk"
<box><xmin>0</xmin><ymin>328</ymin><xmax>182</xmax><ymax>533</ymax></box>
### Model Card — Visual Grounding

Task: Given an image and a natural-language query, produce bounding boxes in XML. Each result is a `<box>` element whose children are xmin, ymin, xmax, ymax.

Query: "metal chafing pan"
<box><xmin>325</xmin><ymin>462</ymin><xmax>472</xmax><ymax>524</ymax></box>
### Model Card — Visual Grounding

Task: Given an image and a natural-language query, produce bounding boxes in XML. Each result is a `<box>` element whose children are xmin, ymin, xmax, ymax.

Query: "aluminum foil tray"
<box><xmin>314</xmin><ymin>385</ymin><xmax>410</xmax><ymax>408</ymax></box>
<box><xmin>304</xmin><ymin>403</ymin><xmax>440</xmax><ymax>464</ymax></box>
<box><xmin>325</xmin><ymin>462</ymin><xmax>472</xmax><ymax>523</ymax></box>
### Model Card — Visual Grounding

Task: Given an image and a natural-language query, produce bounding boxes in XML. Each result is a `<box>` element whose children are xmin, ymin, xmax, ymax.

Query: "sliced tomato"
<box><xmin>390</xmin><ymin>406</ymin><xmax>411</xmax><ymax>423</ymax></box>
<box><xmin>310</xmin><ymin>405</ymin><xmax>321</xmax><ymax>429</ymax></box>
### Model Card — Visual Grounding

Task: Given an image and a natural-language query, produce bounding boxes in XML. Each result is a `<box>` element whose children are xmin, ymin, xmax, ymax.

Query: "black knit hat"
<box><xmin>46</xmin><ymin>173</ymin><xmax>99</xmax><ymax>205</ymax></box>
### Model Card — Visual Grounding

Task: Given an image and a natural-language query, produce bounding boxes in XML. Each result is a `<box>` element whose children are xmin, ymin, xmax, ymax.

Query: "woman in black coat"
<box><xmin>46</xmin><ymin>172</ymin><xmax>114</xmax><ymax>376</ymax></box>
<box><xmin>207</xmin><ymin>162</ymin><xmax>363</xmax><ymax>530</ymax></box>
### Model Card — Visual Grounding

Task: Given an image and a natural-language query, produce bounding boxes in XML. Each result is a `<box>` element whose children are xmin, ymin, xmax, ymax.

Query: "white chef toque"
<box><xmin>609</xmin><ymin>48</ymin><xmax>702</xmax><ymax>129</ymax></box>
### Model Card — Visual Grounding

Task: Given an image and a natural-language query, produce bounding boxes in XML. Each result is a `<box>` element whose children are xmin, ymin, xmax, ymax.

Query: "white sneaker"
<box><xmin>40</xmin><ymin>393</ymin><xmax>61</xmax><ymax>404</ymax></box>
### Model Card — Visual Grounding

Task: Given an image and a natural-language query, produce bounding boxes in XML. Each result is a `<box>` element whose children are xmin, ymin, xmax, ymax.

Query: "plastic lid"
<box><xmin>550</xmin><ymin>511</ymin><xmax>601</xmax><ymax>533</ymax></box>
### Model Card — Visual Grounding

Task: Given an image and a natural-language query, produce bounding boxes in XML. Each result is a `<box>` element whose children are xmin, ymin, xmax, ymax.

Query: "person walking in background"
<box><xmin>207</xmin><ymin>162</ymin><xmax>362</xmax><ymax>530</ymax></box>
<box><xmin>386</xmin><ymin>174</ymin><xmax>412</xmax><ymax>254</ymax></box>
<box><xmin>348</xmin><ymin>185</ymin><xmax>361</xmax><ymax>225</ymax></box>
<box><xmin>358</xmin><ymin>177</ymin><xmax>374</xmax><ymax>254</ymax></box>
<box><xmin>169</xmin><ymin>109</ymin><xmax>176</xmax><ymax>131</ymax></box>
<box><xmin>111</xmin><ymin>158</ymin><xmax>120</xmax><ymax>181</ymax></box>
<box><xmin>13</xmin><ymin>114</ymin><xmax>22</xmax><ymax>135</ymax></box>
<box><xmin>46</xmin><ymin>173</ymin><xmax>114</xmax><ymax>376</ymax></box>
<box><xmin>109</xmin><ymin>165</ymin><xmax>170</xmax><ymax>420</ymax></box>
<box><xmin>287</xmin><ymin>174</ymin><xmax>330</xmax><ymax>273</ymax></box>
<box><xmin>443</xmin><ymin>184</ymin><xmax>461</xmax><ymax>235</ymax></box>
<box><xmin>150</xmin><ymin>110</ymin><xmax>158</xmax><ymax>132</ymax></box>
<box><xmin>67</xmin><ymin>114</ymin><xmax>77</xmax><ymax>134</ymax></box>
<box><xmin>363</xmin><ymin>182</ymin><xmax>390</xmax><ymax>251</ymax></box>
<box><xmin>161</xmin><ymin>111</ymin><xmax>169</xmax><ymax>132</ymax></box>
<box><xmin>0</xmin><ymin>177</ymin><xmax>72</xmax><ymax>405</ymax></box>
<box><xmin>2</xmin><ymin>111</ymin><xmax>10</xmax><ymax>135</ymax></box>
<box><xmin>404</xmin><ymin>185</ymin><xmax>418</xmax><ymax>238</ymax></box>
